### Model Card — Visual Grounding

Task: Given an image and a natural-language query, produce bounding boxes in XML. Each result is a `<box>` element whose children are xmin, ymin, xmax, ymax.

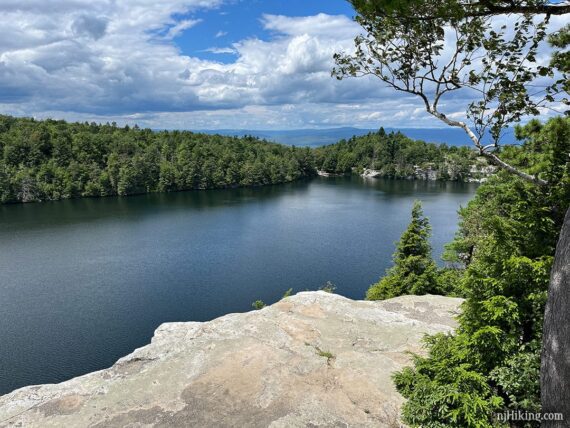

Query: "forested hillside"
<box><xmin>0</xmin><ymin>115</ymin><xmax>315</xmax><ymax>203</ymax></box>
<box><xmin>0</xmin><ymin>116</ymin><xmax>484</xmax><ymax>204</ymax></box>
<box><xmin>314</xmin><ymin>128</ymin><xmax>480</xmax><ymax>180</ymax></box>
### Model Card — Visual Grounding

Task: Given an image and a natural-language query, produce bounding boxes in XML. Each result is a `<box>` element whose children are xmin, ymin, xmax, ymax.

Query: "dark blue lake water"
<box><xmin>0</xmin><ymin>176</ymin><xmax>476</xmax><ymax>395</ymax></box>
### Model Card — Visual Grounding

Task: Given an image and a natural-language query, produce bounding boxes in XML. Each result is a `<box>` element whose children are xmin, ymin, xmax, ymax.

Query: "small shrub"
<box><xmin>317</xmin><ymin>349</ymin><xmax>335</xmax><ymax>359</ymax></box>
<box><xmin>252</xmin><ymin>300</ymin><xmax>266</xmax><ymax>310</ymax></box>
<box><xmin>319</xmin><ymin>281</ymin><xmax>337</xmax><ymax>293</ymax></box>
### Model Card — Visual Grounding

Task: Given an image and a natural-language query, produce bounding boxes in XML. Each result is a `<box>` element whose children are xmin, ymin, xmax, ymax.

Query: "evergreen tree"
<box><xmin>314</xmin><ymin>130</ymin><xmax>476</xmax><ymax>178</ymax></box>
<box><xmin>392</xmin><ymin>117</ymin><xmax>570</xmax><ymax>427</ymax></box>
<box><xmin>0</xmin><ymin>115</ymin><xmax>318</xmax><ymax>203</ymax></box>
<box><xmin>367</xmin><ymin>200</ymin><xmax>439</xmax><ymax>300</ymax></box>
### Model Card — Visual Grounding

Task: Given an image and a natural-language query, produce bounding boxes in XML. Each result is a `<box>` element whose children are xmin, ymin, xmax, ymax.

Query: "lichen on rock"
<box><xmin>0</xmin><ymin>291</ymin><xmax>462</xmax><ymax>428</ymax></box>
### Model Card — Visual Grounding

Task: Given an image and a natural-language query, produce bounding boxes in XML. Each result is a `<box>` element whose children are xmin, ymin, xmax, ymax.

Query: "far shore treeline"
<box><xmin>0</xmin><ymin>115</ymin><xmax>480</xmax><ymax>204</ymax></box>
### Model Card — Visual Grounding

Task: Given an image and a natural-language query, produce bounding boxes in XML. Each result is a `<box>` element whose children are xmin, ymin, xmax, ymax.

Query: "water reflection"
<box><xmin>0</xmin><ymin>177</ymin><xmax>475</xmax><ymax>394</ymax></box>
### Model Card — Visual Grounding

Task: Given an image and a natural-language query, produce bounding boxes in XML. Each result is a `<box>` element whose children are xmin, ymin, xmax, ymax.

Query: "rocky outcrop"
<box><xmin>359</xmin><ymin>157</ymin><xmax>497</xmax><ymax>183</ymax></box>
<box><xmin>316</xmin><ymin>170</ymin><xmax>346</xmax><ymax>177</ymax></box>
<box><xmin>0</xmin><ymin>292</ymin><xmax>463</xmax><ymax>428</ymax></box>
<box><xmin>467</xmin><ymin>163</ymin><xmax>497</xmax><ymax>183</ymax></box>
<box><xmin>412</xmin><ymin>165</ymin><xmax>438</xmax><ymax>181</ymax></box>
<box><xmin>361</xmin><ymin>165</ymin><xmax>443</xmax><ymax>181</ymax></box>
<box><xmin>362</xmin><ymin>169</ymin><xmax>382</xmax><ymax>178</ymax></box>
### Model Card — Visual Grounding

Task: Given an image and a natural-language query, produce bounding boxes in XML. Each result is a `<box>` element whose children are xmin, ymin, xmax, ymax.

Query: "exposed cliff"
<box><xmin>0</xmin><ymin>292</ymin><xmax>463</xmax><ymax>428</ymax></box>
<box><xmin>361</xmin><ymin>158</ymin><xmax>496</xmax><ymax>182</ymax></box>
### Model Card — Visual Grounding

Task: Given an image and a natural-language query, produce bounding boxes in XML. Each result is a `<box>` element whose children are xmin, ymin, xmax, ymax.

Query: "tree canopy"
<box><xmin>0</xmin><ymin>115</ymin><xmax>484</xmax><ymax>204</ymax></box>
<box><xmin>349</xmin><ymin>0</ymin><xmax>570</xmax><ymax>20</ymax></box>
<box><xmin>393</xmin><ymin>116</ymin><xmax>569</xmax><ymax>427</ymax></box>
<box><xmin>314</xmin><ymin>129</ymin><xmax>478</xmax><ymax>180</ymax></box>
<box><xmin>0</xmin><ymin>115</ymin><xmax>315</xmax><ymax>204</ymax></box>
<box><xmin>334</xmin><ymin>0</ymin><xmax>569</xmax><ymax>186</ymax></box>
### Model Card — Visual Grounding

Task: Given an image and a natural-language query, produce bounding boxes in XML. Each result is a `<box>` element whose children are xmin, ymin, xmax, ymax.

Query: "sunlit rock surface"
<box><xmin>0</xmin><ymin>291</ymin><xmax>462</xmax><ymax>427</ymax></box>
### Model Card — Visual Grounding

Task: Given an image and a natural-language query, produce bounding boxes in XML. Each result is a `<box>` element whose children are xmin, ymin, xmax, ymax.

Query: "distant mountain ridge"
<box><xmin>197</xmin><ymin>127</ymin><xmax>516</xmax><ymax>147</ymax></box>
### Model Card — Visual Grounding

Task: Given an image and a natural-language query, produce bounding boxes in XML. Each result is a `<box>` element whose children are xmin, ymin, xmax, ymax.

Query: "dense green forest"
<box><xmin>0</xmin><ymin>115</ymin><xmax>315</xmax><ymax>203</ymax></box>
<box><xmin>0</xmin><ymin>115</ymin><xmax>485</xmax><ymax>204</ymax></box>
<box><xmin>314</xmin><ymin>128</ymin><xmax>481</xmax><ymax>180</ymax></box>
<box><xmin>367</xmin><ymin>117</ymin><xmax>570</xmax><ymax>427</ymax></box>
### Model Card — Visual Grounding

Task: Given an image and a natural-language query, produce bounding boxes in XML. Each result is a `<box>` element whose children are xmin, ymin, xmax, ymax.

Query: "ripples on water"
<box><xmin>0</xmin><ymin>176</ymin><xmax>477</xmax><ymax>394</ymax></box>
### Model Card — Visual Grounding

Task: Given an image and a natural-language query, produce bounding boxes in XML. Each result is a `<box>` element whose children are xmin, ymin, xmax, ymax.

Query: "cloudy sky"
<box><xmin>0</xmin><ymin>0</ymin><xmax>564</xmax><ymax>130</ymax></box>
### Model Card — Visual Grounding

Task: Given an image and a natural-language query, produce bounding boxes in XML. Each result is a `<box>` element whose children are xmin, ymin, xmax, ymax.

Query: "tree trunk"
<box><xmin>541</xmin><ymin>207</ymin><xmax>570</xmax><ymax>427</ymax></box>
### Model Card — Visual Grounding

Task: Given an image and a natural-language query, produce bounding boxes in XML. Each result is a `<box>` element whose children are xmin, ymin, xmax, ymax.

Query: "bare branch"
<box><xmin>428</xmin><ymin>107</ymin><xmax>549</xmax><ymax>186</ymax></box>
<box><xmin>333</xmin><ymin>5</ymin><xmax>557</xmax><ymax>187</ymax></box>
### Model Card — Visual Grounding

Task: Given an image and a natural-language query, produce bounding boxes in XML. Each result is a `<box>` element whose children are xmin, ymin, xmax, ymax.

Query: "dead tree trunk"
<box><xmin>541</xmin><ymin>207</ymin><xmax>570</xmax><ymax>426</ymax></box>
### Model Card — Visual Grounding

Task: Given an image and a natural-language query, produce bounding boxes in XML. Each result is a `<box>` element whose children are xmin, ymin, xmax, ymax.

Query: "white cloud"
<box><xmin>0</xmin><ymin>4</ymin><xmax>385</xmax><ymax>125</ymax></box>
<box><xmin>0</xmin><ymin>3</ymin><xmax>564</xmax><ymax>130</ymax></box>
<box><xmin>261</xmin><ymin>13</ymin><xmax>359</xmax><ymax>39</ymax></box>
<box><xmin>204</xmin><ymin>47</ymin><xmax>237</xmax><ymax>54</ymax></box>
<box><xmin>164</xmin><ymin>19</ymin><xmax>202</xmax><ymax>39</ymax></box>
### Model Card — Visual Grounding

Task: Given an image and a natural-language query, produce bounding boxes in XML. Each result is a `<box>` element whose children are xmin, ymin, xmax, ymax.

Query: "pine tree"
<box><xmin>391</xmin><ymin>118</ymin><xmax>569</xmax><ymax>427</ymax></box>
<box><xmin>367</xmin><ymin>200</ymin><xmax>439</xmax><ymax>300</ymax></box>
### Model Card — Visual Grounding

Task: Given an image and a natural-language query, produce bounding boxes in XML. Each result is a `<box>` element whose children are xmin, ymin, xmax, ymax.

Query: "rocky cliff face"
<box><xmin>0</xmin><ymin>292</ymin><xmax>462</xmax><ymax>428</ymax></box>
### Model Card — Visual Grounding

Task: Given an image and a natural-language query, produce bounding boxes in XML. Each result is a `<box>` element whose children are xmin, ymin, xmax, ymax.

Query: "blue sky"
<box><xmin>0</xmin><ymin>0</ymin><xmax>564</xmax><ymax>130</ymax></box>
<box><xmin>175</xmin><ymin>0</ymin><xmax>355</xmax><ymax>63</ymax></box>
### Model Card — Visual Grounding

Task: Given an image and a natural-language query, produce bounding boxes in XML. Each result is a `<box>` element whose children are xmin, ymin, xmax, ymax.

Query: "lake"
<box><xmin>0</xmin><ymin>177</ymin><xmax>477</xmax><ymax>395</ymax></box>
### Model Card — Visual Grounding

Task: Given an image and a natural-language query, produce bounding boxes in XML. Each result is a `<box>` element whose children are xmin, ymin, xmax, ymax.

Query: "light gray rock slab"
<box><xmin>0</xmin><ymin>292</ymin><xmax>463</xmax><ymax>428</ymax></box>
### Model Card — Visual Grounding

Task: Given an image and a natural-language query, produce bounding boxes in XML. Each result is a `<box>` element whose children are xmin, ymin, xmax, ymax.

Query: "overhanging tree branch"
<box><xmin>428</xmin><ymin>108</ymin><xmax>549</xmax><ymax>185</ymax></box>
<box><xmin>468</xmin><ymin>1</ymin><xmax>570</xmax><ymax>16</ymax></box>
<box><xmin>350</xmin><ymin>0</ymin><xmax>570</xmax><ymax>20</ymax></box>
<box><xmin>333</xmin><ymin>2</ymin><xmax>563</xmax><ymax>187</ymax></box>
